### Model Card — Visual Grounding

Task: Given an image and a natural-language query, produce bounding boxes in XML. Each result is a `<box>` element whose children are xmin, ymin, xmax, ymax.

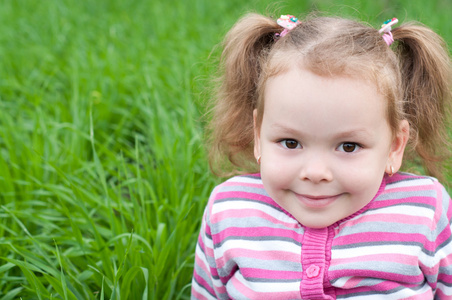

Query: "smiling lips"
<box><xmin>295</xmin><ymin>193</ymin><xmax>342</xmax><ymax>208</ymax></box>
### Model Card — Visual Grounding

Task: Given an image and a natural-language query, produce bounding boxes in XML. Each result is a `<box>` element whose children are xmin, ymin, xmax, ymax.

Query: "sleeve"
<box><xmin>429</xmin><ymin>183</ymin><xmax>452</xmax><ymax>299</ymax></box>
<box><xmin>191</xmin><ymin>188</ymin><xmax>228</xmax><ymax>300</ymax></box>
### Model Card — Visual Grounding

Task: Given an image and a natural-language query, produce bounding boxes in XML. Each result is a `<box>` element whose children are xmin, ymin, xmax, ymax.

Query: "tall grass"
<box><xmin>0</xmin><ymin>0</ymin><xmax>450</xmax><ymax>299</ymax></box>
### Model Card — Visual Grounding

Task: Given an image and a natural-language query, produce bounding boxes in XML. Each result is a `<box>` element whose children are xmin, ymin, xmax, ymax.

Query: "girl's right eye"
<box><xmin>279</xmin><ymin>139</ymin><xmax>301</xmax><ymax>149</ymax></box>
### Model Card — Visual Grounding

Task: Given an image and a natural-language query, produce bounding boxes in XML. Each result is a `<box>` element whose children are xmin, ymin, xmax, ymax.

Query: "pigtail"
<box><xmin>207</xmin><ymin>13</ymin><xmax>281</xmax><ymax>176</ymax></box>
<box><xmin>392</xmin><ymin>23</ymin><xmax>452</xmax><ymax>179</ymax></box>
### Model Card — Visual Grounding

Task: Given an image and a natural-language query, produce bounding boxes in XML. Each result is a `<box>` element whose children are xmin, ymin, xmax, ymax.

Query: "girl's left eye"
<box><xmin>337</xmin><ymin>142</ymin><xmax>361</xmax><ymax>153</ymax></box>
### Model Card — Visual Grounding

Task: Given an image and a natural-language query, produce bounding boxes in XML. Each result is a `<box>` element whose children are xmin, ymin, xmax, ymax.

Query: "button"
<box><xmin>306</xmin><ymin>265</ymin><xmax>320</xmax><ymax>278</ymax></box>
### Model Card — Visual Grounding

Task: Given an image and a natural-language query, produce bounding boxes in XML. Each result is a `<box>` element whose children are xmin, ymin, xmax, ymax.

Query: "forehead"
<box><xmin>262</xmin><ymin>67</ymin><xmax>388</xmax><ymax>131</ymax></box>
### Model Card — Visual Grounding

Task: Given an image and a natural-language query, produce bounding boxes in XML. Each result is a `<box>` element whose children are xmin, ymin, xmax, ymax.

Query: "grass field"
<box><xmin>0</xmin><ymin>0</ymin><xmax>451</xmax><ymax>299</ymax></box>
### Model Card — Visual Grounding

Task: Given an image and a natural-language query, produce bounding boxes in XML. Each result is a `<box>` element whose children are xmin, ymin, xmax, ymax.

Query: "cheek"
<box><xmin>261</xmin><ymin>159</ymin><xmax>293</xmax><ymax>189</ymax></box>
<box><xmin>338</xmin><ymin>164</ymin><xmax>384</xmax><ymax>195</ymax></box>
<box><xmin>334</xmin><ymin>165</ymin><xmax>383</xmax><ymax>212</ymax></box>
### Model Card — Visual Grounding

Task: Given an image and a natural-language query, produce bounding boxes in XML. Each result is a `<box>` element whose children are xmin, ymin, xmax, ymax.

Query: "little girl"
<box><xmin>192</xmin><ymin>12</ymin><xmax>452</xmax><ymax>299</ymax></box>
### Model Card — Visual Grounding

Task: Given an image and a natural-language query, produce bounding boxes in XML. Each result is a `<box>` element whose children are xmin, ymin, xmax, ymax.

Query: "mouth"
<box><xmin>294</xmin><ymin>193</ymin><xmax>342</xmax><ymax>208</ymax></box>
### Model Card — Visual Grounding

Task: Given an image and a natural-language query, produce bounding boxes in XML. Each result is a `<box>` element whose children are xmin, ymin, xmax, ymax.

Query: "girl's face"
<box><xmin>254</xmin><ymin>67</ymin><xmax>408</xmax><ymax>228</ymax></box>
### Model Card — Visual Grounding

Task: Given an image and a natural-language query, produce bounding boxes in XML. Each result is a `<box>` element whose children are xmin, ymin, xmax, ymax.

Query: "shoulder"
<box><xmin>205</xmin><ymin>173</ymin><xmax>297</xmax><ymax>231</ymax></box>
<box><xmin>335</xmin><ymin>172</ymin><xmax>451</xmax><ymax>249</ymax></box>
<box><xmin>211</xmin><ymin>173</ymin><xmax>266</xmax><ymax>197</ymax></box>
<box><xmin>374</xmin><ymin>172</ymin><xmax>451</xmax><ymax>227</ymax></box>
<box><xmin>385</xmin><ymin>171</ymin><xmax>440</xmax><ymax>187</ymax></box>
<box><xmin>382</xmin><ymin>172</ymin><xmax>447</xmax><ymax>200</ymax></box>
<box><xmin>207</xmin><ymin>173</ymin><xmax>275</xmax><ymax>212</ymax></box>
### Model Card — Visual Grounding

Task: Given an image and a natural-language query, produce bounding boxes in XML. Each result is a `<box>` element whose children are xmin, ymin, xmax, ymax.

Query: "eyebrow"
<box><xmin>270</xmin><ymin>123</ymin><xmax>372</xmax><ymax>139</ymax></box>
<box><xmin>270</xmin><ymin>123</ymin><xmax>302</xmax><ymax>135</ymax></box>
<box><xmin>333</xmin><ymin>129</ymin><xmax>371</xmax><ymax>139</ymax></box>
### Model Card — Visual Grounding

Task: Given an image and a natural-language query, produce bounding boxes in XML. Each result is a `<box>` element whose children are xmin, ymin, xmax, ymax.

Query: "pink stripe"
<box><xmin>433</xmin><ymin>225</ymin><xmax>452</xmax><ymax>255</ymax></box>
<box><xmin>221</xmin><ymin>181</ymin><xmax>264</xmax><ymax>189</ymax></box>
<box><xmin>195</xmin><ymin>251</ymin><xmax>212</xmax><ymax>277</ymax></box>
<box><xmin>192</xmin><ymin>272</ymin><xmax>216</xmax><ymax>297</ymax></box>
<box><xmin>438</xmin><ymin>261</ymin><xmax>452</xmax><ymax>284</ymax></box>
<box><xmin>217</xmin><ymin>226</ymin><xmax>300</xmax><ymax>240</ymax></box>
<box><xmin>386</xmin><ymin>173</ymin><xmax>424</xmax><ymax>184</ymax></box>
<box><xmin>203</xmin><ymin>235</ymin><xmax>217</xmax><ymax>265</ymax></box>
<box><xmin>386</xmin><ymin>183</ymin><xmax>434</xmax><ymax>193</ymax></box>
<box><xmin>196</xmin><ymin>231</ymin><xmax>220</xmax><ymax>279</ymax></box>
<box><xmin>333</xmin><ymin>231</ymin><xmax>430</xmax><ymax>247</ymax></box>
<box><xmin>191</xmin><ymin>288</ymin><xmax>212</xmax><ymax>300</ymax></box>
<box><xmin>432</xmin><ymin>184</ymin><xmax>444</xmax><ymax>225</ymax></box>
<box><xmin>439</xmin><ymin>274</ymin><xmax>452</xmax><ymax>285</ymax></box>
<box><xmin>197</xmin><ymin>232</ymin><xmax>206</xmax><ymax>252</ymax></box>
<box><xmin>335</xmin><ymin>278</ymin><xmax>414</xmax><ymax>296</ymax></box>
<box><xmin>418</xmin><ymin>260</ymin><xmax>438</xmax><ymax>277</ymax></box>
<box><xmin>215</xmin><ymin>191</ymin><xmax>277</xmax><ymax>207</ymax></box>
<box><xmin>229</xmin><ymin>274</ymin><xmax>300</xmax><ymax>299</ymax></box>
<box><xmin>339</xmin><ymin>276</ymin><xmax>365</xmax><ymax>289</ymax></box>
<box><xmin>435</xmin><ymin>288</ymin><xmax>452</xmax><ymax>299</ymax></box>
<box><xmin>371</xmin><ymin>196</ymin><xmax>436</xmax><ymax>210</ymax></box>
<box><xmin>241</xmin><ymin>268</ymin><xmax>301</xmax><ymax>280</ymax></box>
<box><xmin>216</xmin><ymin>282</ymin><xmax>228</xmax><ymax>295</ymax></box>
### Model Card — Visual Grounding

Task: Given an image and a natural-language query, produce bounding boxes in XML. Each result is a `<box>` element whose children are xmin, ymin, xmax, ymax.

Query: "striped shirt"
<box><xmin>191</xmin><ymin>172</ymin><xmax>452</xmax><ymax>299</ymax></box>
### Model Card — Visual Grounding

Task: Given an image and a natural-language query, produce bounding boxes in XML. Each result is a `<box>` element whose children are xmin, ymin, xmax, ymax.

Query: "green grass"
<box><xmin>0</xmin><ymin>0</ymin><xmax>450</xmax><ymax>299</ymax></box>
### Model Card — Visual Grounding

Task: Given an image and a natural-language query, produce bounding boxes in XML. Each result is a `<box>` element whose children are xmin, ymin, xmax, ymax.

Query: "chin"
<box><xmin>296</xmin><ymin>216</ymin><xmax>338</xmax><ymax>229</ymax></box>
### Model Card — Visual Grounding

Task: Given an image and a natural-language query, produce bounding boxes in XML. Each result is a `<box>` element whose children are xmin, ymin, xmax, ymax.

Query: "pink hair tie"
<box><xmin>275</xmin><ymin>15</ymin><xmax>301</xmax><ymax>38</ymax></box>
<box><xmin>378</xmin><ymin>18</ymin><xmax>398</xmax><ymax>46</ymax></box>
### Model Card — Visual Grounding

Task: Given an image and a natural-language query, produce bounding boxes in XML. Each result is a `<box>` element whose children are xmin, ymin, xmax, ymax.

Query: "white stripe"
<box><xmin>365</xmin><ymin>205</ymin><xmax>435</xmax><ymax>219</ymax></box>
<box><xmin>216</xmin><ymin>239</ymin><xmax>300</xmax><ymax>254</ymax></box>
<box><xmin>227</xmin><ymin>176</ymin><xmax>262</xmax><ymax>185</ymax></box>
<box><xmin>332</xmin><ymin>244</ymin><xmax>420</xmax><ymax>259</ymax></box>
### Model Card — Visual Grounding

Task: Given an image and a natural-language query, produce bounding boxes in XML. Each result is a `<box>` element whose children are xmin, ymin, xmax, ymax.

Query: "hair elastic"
<box><xmin>379</xmin><ymin>18</ymin><xmax>398</xmax><ymax>46</ymax></box>
<box><xmin>275</xmin><ymin>15</ymin><xmax>301</xmax><ymax>38</ymax></box>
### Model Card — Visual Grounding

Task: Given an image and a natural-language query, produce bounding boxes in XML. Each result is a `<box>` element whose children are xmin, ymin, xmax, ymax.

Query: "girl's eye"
<box><xmin>280</xmin><ymin>139</ymin><xmax>301</xmax><ymax>149</ymax></box>
<box><xmin>338</xmin><ymin>142</ymin><xmax>361</xmax><ymax>153</ymax></box>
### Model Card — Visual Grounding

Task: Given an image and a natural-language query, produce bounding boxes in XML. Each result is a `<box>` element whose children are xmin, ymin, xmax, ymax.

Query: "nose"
<box><xmin>298</xmin><ymin>155</ymin><xmax>333</xmax><ymax>183</ymax></box>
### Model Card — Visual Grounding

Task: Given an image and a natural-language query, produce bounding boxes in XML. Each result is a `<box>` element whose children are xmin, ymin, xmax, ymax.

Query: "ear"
<box><xmin>253</xmin><ymin>109</ymin><xmax>261</xmax><ymax>162</ymax></box>
<box><xmin>386</xmin><ymin>120</ymin><xmax>410</xmax><ymax>175</ymax></box>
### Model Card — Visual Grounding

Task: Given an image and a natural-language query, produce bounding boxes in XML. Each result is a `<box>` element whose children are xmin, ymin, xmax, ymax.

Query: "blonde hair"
<box><xmin>207</xmin><ymin>13</ymin><xmax>452</xmax><ymax>180</ymax></box>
